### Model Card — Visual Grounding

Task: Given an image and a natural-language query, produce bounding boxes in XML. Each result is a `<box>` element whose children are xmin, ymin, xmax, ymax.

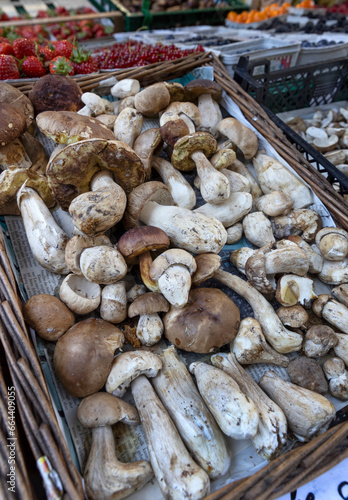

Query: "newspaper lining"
<box><xmin>4</xmin><ymin>68</ymin><xmax>347</xmax><ymax>498</ymax></box>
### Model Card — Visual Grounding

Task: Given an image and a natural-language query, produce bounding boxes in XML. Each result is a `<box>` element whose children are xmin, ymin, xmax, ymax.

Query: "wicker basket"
<box><xmin>2</xmin><ymin>51</ymin><xmax>348</xmax><ymax>500</ymax></box>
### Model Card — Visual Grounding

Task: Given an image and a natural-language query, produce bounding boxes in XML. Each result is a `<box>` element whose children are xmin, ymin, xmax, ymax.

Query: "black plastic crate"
<box><xmin>233</xmin><ymin>56</ymin><xmax>348</xmax><ymax>198</ymax></box>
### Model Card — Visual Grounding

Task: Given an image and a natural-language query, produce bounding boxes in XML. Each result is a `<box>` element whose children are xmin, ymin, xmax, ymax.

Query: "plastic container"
<box><xmin>220</xmin><ymin>38</ymin><xmax>301</xmax><ymax>76</ymax></box>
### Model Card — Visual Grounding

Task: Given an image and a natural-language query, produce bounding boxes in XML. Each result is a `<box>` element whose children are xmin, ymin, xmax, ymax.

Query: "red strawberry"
<box><xmin>13</xmin><ymin>38</ymin><xmax>36</xmax><ymax>59</ymax></box>
<box><xmin>38</xmin><ymin>45</ymin><xmax>55</xmax><ymax>62</ymax></box>
<box><xmin>0</xmin><ymin>55</ymin><xmax>19</xmax><ymax>80</ymax></box>
<box><xmin>71</xmin><ymin>47</ymin><xmax>98</xmax><ymax>75</ymax></box>
<box><xmin>49</xmin><ymin>56</ymin><xmax>74</xmax><ymax>75</ymax></box>
<box><xmin>21</xmin><ymin>56</ymin><xmax>46</xmax><ymax>78</ymax></box>
<box><xmin>0</xmin><ymin>43</ymin><xmax>14</xmax><ymax>56</ymax></box>
<box><xmin>55</xmin><ymin>39</ymin><xmax>74</xmax><ymax>58</ymax></box>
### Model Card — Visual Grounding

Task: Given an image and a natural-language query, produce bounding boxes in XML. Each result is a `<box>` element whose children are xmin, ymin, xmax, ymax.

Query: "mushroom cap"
<box><xmin>171</xmin><ymin>132</ymin><xmax>217</xmax><ymax>172</ymax></box>
<box><xmin>164</xmin><ymin>81</ymin><xmax>185</xmax><ymax>102</ymax></box>
<box><xmin>160</xmin><ymin>120</ymin><xmax>190</xmax><ymax>148</ymax></box>
<box><xmin>304</xmin><ymin>325</ymin><xmax>338</xmax><ymax>358</ymax></box>
<box><xmin>23</xmin><ymin>294</ymin><xmax>75</xmax><ymax>341</ymax></box>
<box><xmin>134</xmin><ymin>82</ymin><xmax>170</xmax><ymax>117</ymax></box>
<box><xmin>59</xmin><ymin>274</ymin><xmax>101</xmax><ymax>315</ymax></box>
<box><xmin>80</xmin><ymin>246</ymin><xmax>127</xmax><ymax>285</ymax></box>
<box><xmin>133</xmin><ymin>128</ymin><xmax>163</xmax><ymax>179</ymax></box>
<box><xmin>28</xmin><ymin>74</ymin><xmax>83</xmax><ymax>115</ymax></box>
<box><xmin>185</xmin><ymin>79</ymin><xmax>222</xmax><ymax>101</ymax></box>
<box><xmin>150</xmin><ymin>249</ymin><xmax>197</xmax><ymax>280</ymax></box>
<box><xmin>164</xmin><ymin>288</ymin><xmax>240</xmax><ymax>353</ymax></box>
<box><xmin>0</xmin><ymin>103</ymin><xmax>27</xmax><ymax>147</ymax></box>
<box><xmin>36</xmin><ymin>111</ymin><xmax>115</xmax><ymax>144</ymax></box>
<box><xmin>117</xmin><ymin>226</ymin><xmax>170</xmax><ymax>263</ymax></box>
<box><xmin>123</xmin><ymin>181</ymin><xmax>174</xmax><ymax>230</ymax></box>
<box><xmin>161</xmin><ymin>102</ymin><xmax>202</xmax><ymax>128</ymax></box>
<box><xmin>276</xmin><ymin>305</ymin><xmax>309</xmax><ymax>329</ymax></box>
<box><xmin>46</xmin><ymin>139</ymin><xmax>145</xmax><ymax>210</ymax></box>
<box><xmin>0</xmin><ymin>166</ymin><xmax>55</xmax><ymax>216</ymax></box>
<box><xmin>287</xmin><ymin>357</ymin><xmax>328</xmax><ymax>395</ymax></box>
<box><xmin>53</xmin><ymin>318</ymin><xmax>124</xmax><ymax>398</ymax></box>
<box><xmin>128</xmin><ymin>292</ymin><xmax>169</xmax><ymax>317</ymax></box>
<box><xmin>192</xmin><ymin>253</ymin><xmax>221</xmax><ymax>286</ymax></box>
<box><xmin>20</xmin><ymin>132</ymin><xmax>48</xmax><ymax>175</ymax></box>
<box><xmin>65</xmin><ymin>234</ymin><xmax>112</xmax><ymax>275</ymax></box>
<box><xmin>0</xmin><ymin>83</ymin><xmax>34</xmax><ymax>130</ymax></box>
<box><xmin>77</xmin><ymin>392</ymin><xmax>139</xmax><ymax>428</ymax></box>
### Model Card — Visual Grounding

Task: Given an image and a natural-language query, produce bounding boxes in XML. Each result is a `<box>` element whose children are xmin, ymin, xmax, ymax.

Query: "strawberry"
<box><xmin>0</xmin><ymin>43</ymin><xmax>14</xmax><ymax>56</ymax></box>
<box><xmin>49</xmin><ymin>56</ymin><xmax>74</xmax><ymax>75</ymax></box>
<box><xmin>13</xmin><ymin>38</ymin><xmax>36</xmax><ymax>59</ymax></box>
<box><xmin>38</xmin><ymin>45</ymin><xmax>55</xmax><ymax>62</ymax></box>
<box><xmin>55</xmin><ymin>39</ymin><xmax>74</xmax><ymax>58</ymax></box>
<box><xmin>0</xmin><ymin>55</ymin><xmax>19</xmax><ymax>80</ymax></box>
<box><xmin>21</xmin><ymin>56</ymin><xmax>46</xmax><ymax>78</ymax></box>
<box><xmin>70</xmin><ymin>47</ymin><xmax>98</xmax><ymax>75</ymax></box>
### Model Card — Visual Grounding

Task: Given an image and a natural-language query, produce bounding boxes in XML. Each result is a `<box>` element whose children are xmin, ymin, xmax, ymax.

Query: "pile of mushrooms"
<box><xmin>286</xmin><ymin>105</ymin><xmax>348</xmax><ymax>174</ymax></box>
<box><xmin>14</xmin><ymin>77</ymin><xmax>348</xmax><ymax>500</ymax></box>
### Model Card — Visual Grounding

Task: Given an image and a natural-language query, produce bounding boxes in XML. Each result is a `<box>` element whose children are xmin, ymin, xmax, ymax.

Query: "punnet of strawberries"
<box><xmin>0</xmin><ymin>37</ymin><xmax>205</xmax><ymax>80</ymax></box>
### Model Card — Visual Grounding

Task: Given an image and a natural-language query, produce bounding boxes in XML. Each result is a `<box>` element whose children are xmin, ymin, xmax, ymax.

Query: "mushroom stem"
<box><xmin>152</xmin><ymin>157</ymin><xmax>196</xmax><ymax>209</ymax></box>
<box><xmin>139</xmin><ymin>252</ymin><xmax>160</xmax><ymax>291</ymax></box>
<box><xmin>213</xmin><ymin>269</ymin><xmax>303</xmax><ymax>353</ymax></box>
<box><xmin>85</xmin><ymin>426</ymin><xmax>152</xmax><ymax>500</ymax></box>
<box><xmin>259</xmin><ymin>370</ymin><xmax>336</xmax><ymax>442</ymax></box>
<box><xmin>197</xmin><ymin>94</ymin><xmax>222</xmax><ymax>138</ymax></box>
<box><xmin>139</xmin><ymin>201</ymin><xmax>227</xmax><ymax>254</ymax></box>
<box><xmin>211</xmin><ymin>353</ymin><xmax>287</xmax><ymax>460</ymax></box>
<box><xmin>17</xmin><ymin>185</ymin><xmax>69</xmax><ymax>274</ymax></box>
<box><xmin>157</xmin><ymin>264</ymin><xmax>191</xmax><ymax>308</ymax></box>
<box><xmin>131</xmin><ymin>375</ymin><xmax>210</xmax><ymax>500</ymax></box>
<box><xmin>190</xmin><ymin>150</ymin><xmax>230</xmax><ymax>205</ymax></box>
<box><xmin>90</xmin><ymin>169</ymin><xmax>115</xmax><ymax>190</ymax></box>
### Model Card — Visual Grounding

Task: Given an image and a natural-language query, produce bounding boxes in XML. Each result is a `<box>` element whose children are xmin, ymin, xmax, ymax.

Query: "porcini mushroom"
<box><xmin>315</xmin><ymin>227</ymin><xmax>348</xmax><ymax>261</ymax></box>
<box><xmin>226</xmin><ymin>223</ymin><xmax>243</xmax><ymax>244</ymax></box>
<box><xmin>134</xmin><ymin>82</ymin><xmax>170</xmax><ymax>117</ymax></box>
<box><xmin>211</xmin><ymin>353</ymin><xmax>287</xmax><ymax>460</ymax></box>
<box><xmin>106</xmin><ymin>350</ymin><xmax>162</xmax><ymax>397</ymax></box>
<box><xmin>65</xmin><ymin>234</ymin><xmax>112</xmax><ymax>276</ymax></box>
<box><xmin>59</xmin><ymin>274</ymin><xmax>101</xmax><ymax>315</ymax></box>
<box><xmin>152</xmin><ymin>157</ymin><xmax>196</xmax><ymax>209</ymax></box>
<box><xmin>110</xmin><ymin>78</ymin><xmax>140</xmax><ymax>99</ymax></box>
<box><xmin>312</xmin><ymin>296</ymin><xmax>348</xmax><ymax>334</ymax></box>
<box><xmin>288</xmin><ymin>235</ymin><xmax>324</xmax><ymax>274</ymax></box>
<box><xmin>164</xmin><ymin>287</ymin><xmax>240</xmax><ymax>353</ymax></box>
<box><xmin>77</xmin><ymin>392</ymin><xmax>153</xmax><ymax>500</ymax></box>
<box><xmin>303</xmin><ymin>325</ymin><xmax>338</xmax><ymax>358</ymax></box>
<box><xmin>160</xmin><ymin>102</ymin><xmax>202</xmax><ymax>134</ymax></box>
<box><xmin>100</xmin><ymin>282</ymin><xmax>127</xmax><ymax>324</ymax></box>
<box><xmin>152</xmin><ymin>346</ymin><xmax>231</xmax><ymax>479</ymax></box>
<box><xmin>171</xmin><ymin>132</ymin><xmax>231</xmax><ymax>205</ymax></box>
<box><xmin>332</xmin><ymin>284</ymin><xmax>348</xmax><ymax>307</ymax></box>
<box><xmin>128</xmin><ymin>292</ymin><xmax>169</xmax><ymax>346</ymax></box>
<box><xmin>217</xmin><ymin>118</ymin><xmax>258</xmax><ymax>160</ymax></box>
<box><xmin>149</xmin><ymin>249</ymin><xmax>196</xmax><ymax>307</ymax></box>
<box><xmin>189</xmin><ymin>361</ymin><xmax>259</xmax><ymax>440</ymax></box>
<box><xmin>185</xmin><ymin>79</ymin><xmax>222</xmax><ymax>137</ymax></box>
<box><xmin>194</xmin><ymin>191</ymin><xmax>252</xmax><ymax>227</ymax></box>
<box><xmin>132</xmin><ymin>376</ymin><xmax>210</xmax><ymax>499</ymax></box>
<box><xmin>318</xmin><ymin>257</ymin><xmax>348</xmax><ymax>285</ymax></box>
<box><xmin>277</xmin><ymin>305</ymin><xmax>309</xmax><ymax>330</ymax></box>
<box><xmin>272</xmin><ymin>209</ymin><xmax>322</xmax><ymax>242</ymax></box>
<box><xmin>114</xmin><ymin>107</ymin><xmax>143</xmax><ymax>148</ymax></box>
<box><xmin>78</xmin><ymin>92</ymin><xmax>106</xmax><ymax>117</ymax></box>
<box><xmin>242</xmin><ymin>212</ymin><xmax>275</xmax><ymax>247</ymax></box>
<box><xmin>79</xmin><ymin>245</ymin><xmax>127</xmax><ymax>284</ymax></box>
<box><xmin>334</xmin><ymin>334</ymin><xmax>348</xmax><ymax>367</ymax></box>
<box><xmin>232</xmin><ymin>317</ymin><xmax>289</xmax><ymax>367</ymax></box>
<box><xmin>287</xmin><ymin>357</ymin><xmax>328</xmax><ymax>395</ymax></box>
<box><xmin>53</xmin><ymin>318</ymin><xmax>124</xmax><ymax>398</ymax></box>
<box><xmin>323</xmin><ymin>357</ymin><xmax>348</xmax><ymax>400</ymax></box>
<box><xmin>133</xmin><ymin>128</ymin><xmax>163</xmax><ymax>179</ymax></box>
<box><xmin>123</xmin><ymin>181</ymin><xmax>227</xmax><ymax>254</ymax></box>
<box><xmin>259</xmin><ymin>370</ymin><xmax>336</xmax><ymax>441</ymax></box>
<box><xmin>255</xmin><ymin>190</ymin><xmax>292</xmax><ymax>217</ymax></box>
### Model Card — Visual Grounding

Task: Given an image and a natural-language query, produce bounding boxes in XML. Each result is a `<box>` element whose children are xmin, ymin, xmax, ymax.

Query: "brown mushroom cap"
<box><xmin>128</xmin><ymin>292</ymin><xmax>169</xmax><ymax>317</ymax></box>
<box><xmin>0</xmin><ymin>83</ymin><xmax>34</xmax><ymax>130</ymax></box>
<box><xmin>77</xmin><ymin>392</ymin><xmax>139</xmax><ymax>428</ymax></box>
<box><xmin>303</xmin><ymin>324</ymin><xmax>338</xmax><ymax>358</ymax></box>
<box><xmin>134</xmin><ymin>82</ymin><xmax>171</xmax><ymax>117</ymax></box>
<box><xmin>46</xmin><ymin>139</ymin><xmax>145</xmax><ymax>211</ymax></box>
<box><xmin>123</xmin><ymin>181</ymin><xmax>173</xmax><ymax>230</ymax></box>
<box><xmin>0</xmin><ymin>103</ymin><xmax>27</xmax><ymax>147</ymax></box>
<box><xmin>0</xmin><ymin>167</ymin><xmax>55</xmax><ymax>215</ymax></box>
<box><xmin>28</xmin><ymin>74</ymin><xmax>83</xmax><ymax>115</ymax></box>
<box><xmin>164</xmin><ymin>288</ymin><xmax>240</xmax><ymax>353</ymax></box>
<box><xmin>276</xmin><ymin>305</ymin><xmax>309</xmax><ymax>329</ymax></box>
<box><xmin>36</xmin><ymin>111</ymin><xmax>115</xmax><ymax>144</ymax></box>
<box><xmin>185</xmin><ymin>79</ymin><xmax>222</xmax><ymax>101</ymax></box>
<box><xmin>160</xmin><ymin>120</ymin><xmax>190</xmax><ymax>148</ymax></box>
<box><xmin>53</xmin><ymin>318</ymin><xmax>124</xmax><ymax>398</ymax></box>
<box><xmin>191</xmin><ymin>253</ymin><xmax>221</xmax><ymax>286</ymax></box>
<box><xmin>24</xmin><ymin>294</ymin><xmax>75</xmax><ymax>341</ymax></box>
<box><xmin>164</xmin><ymin>82</ymin><xmax>185</xmax><ymax>102</ymax></box>
<box><xmin>171</xmin><ymin>132</ymin><xmax>217</xmax><ymax>172</ymax></box>
<box><xmin>118</xmin><ymin>226</ymin><xmax>170</xmax><ymax>264</ymax></box>
<box><xmin>287</xmin><ymin>357</ymin><xmax>328</xmax><ymax>395</ymax></box>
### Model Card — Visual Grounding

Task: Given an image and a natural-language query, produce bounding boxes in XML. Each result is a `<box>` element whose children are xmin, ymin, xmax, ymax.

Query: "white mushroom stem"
<box><xmin>81</xmin><ymin>92</ymin><xmax>106</xmax><ymax>116</ymax></box>
<box><xmin>152</xmin><ymin>157</ymin><xmax>196</xmax><ymax>209</ymax></box>
<box><xmin>323</xmin><ymin>357</ymin><xmax>348</xmax><ymax>401</ymax></box>
<box><xmin>213</xmin><ymin>269</ymin><xmax>303</xmax><ymax>353</ymax></box>
<box><xmin>111</xmin><ymin>79</ymin><xmax>140</xmax><ymax>99</ymax></box>
<box><xmin>226</xmin><ymin>223</ymin><xmax>243</xmax><ymax>244</ymax></box>
<box><xmin>320</xmin><ymin>299</ymin><xmax>348</xmax><ymax>334</ymax></box>
<box><xmin>136</xmin><ymin>313</ymin><xmax>164</xmax><ymax>346</ymax></box>
<box><xmin>318</xmin><ymin>257</ymin><xmax>348</xmax><ymax>285</ymax></box>
<box><xmin>242</xmin><ymin>212</ymin><xmax>275</xmax><ymax>248</ymax></box>
<box><xmin>100</xmin><ymin>282</ymin><xmax>127</xmax><ymax>324</ymax></box>
<box><xmin>17</xmin><ymin>185</ymin><xmax>69</xmax><ymax>274</ymax></box>
<box><xmin>259</xmin><ymin>371</ymin><xmax>336</xmax><ymax>442</ymax></box>
<box><xmin>114</xmin><ymin>108</ymin><xmax>143</xmax><ymax>148</ymax></box>
<box><xmin>84</xmin><ymin>425</ymin><xmax>152</xmax><ymax>500</ymax></box>
<box><xmin>194</xmin><ymin>192</ymin><xmax>252</xmax><ymax>228</ymax></box>
<box><xmin>197</xmin><ymin>94</ymin><xmax>222</xmax><ymax>138</ymax></box>
<box><xmin>157</xmin><ymin>264</ymin><xmax>192</xmax><ymax>308</ymax></box>
<box><xmin>152</xmin><ymin>346</ymin><xmax>230</xmax><ymax>479</ymax></box>
<box><xmin>334</xmin><ymin>334</ymin><xmax>348</xmax><ymax>367</ymax></box>
<box><xmin>211</xmin><ymin>353</ymin><xmax>287</xmax><ymax>460</ymax></box>
<box><xmin>90</xmin><ymin>169</ymin><xmax>117</xmax><ymax>191</ymax></box>
<box><xmin>139</xmin><ymin>202</ymin><xmax>227</xmax><ymax>254</ymax></box>
<box><xmin>190</xmin><ymin>150</ymin><xmax>230</xmax><ymax>205</ymax></box>
<box><xmin>131</xmin><ymin>376</ymin><xmax>210</xmax><ymax>500</ymax></box>
<box><xmin>189</xmin><ymin>361</ymin><xmax>259</xmax><ymax>440</ymax></box>
<box><xmin>232</xmin><ymin>318</ymin><xmax>289</xmax><ymax>367</ymax></box>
